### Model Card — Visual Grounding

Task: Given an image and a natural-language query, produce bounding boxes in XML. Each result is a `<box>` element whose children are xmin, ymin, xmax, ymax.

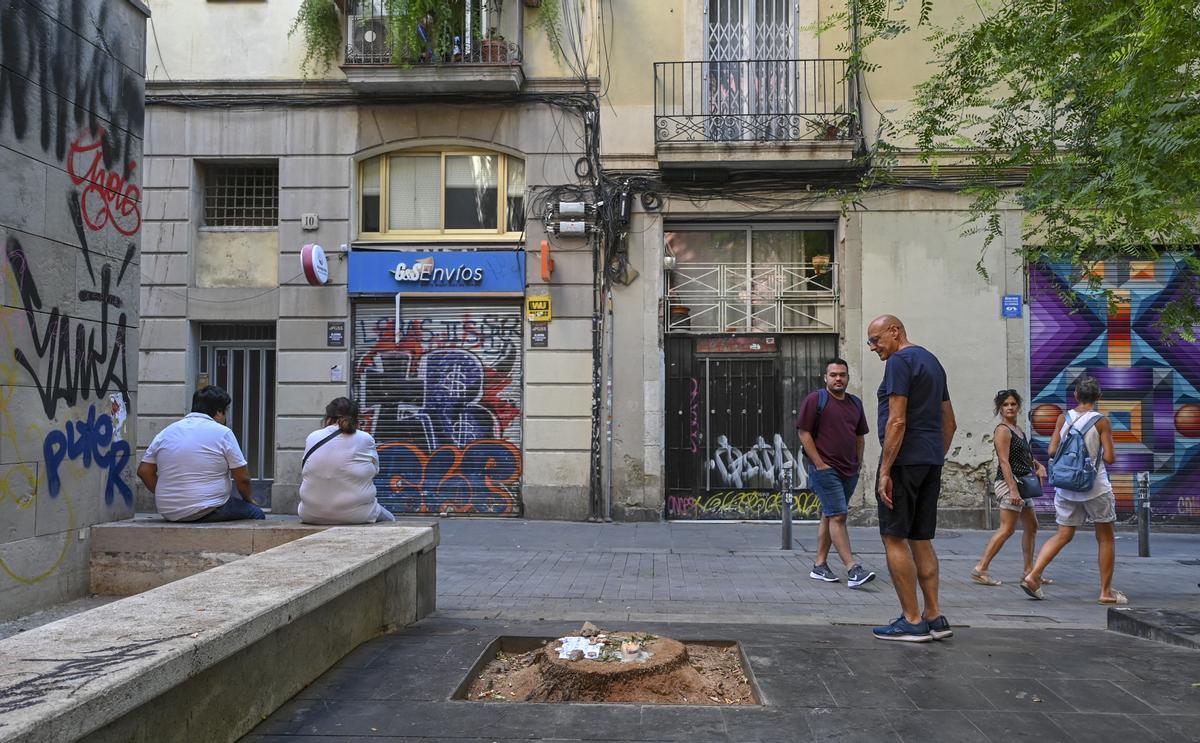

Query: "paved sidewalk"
<box><xmin>247</xmin><ymin>616</ymin><xmax>1200</xmax><ymax>743</ymax></box>
<box><xmin>436</xmin><ymin>520</ymin><xmax>1200</xmax><ymax>630</ymax></box>
<box><xmin>245</xmin><ymin>521</ymin><xmax>1200</xmax><ymax>742</ymax></box>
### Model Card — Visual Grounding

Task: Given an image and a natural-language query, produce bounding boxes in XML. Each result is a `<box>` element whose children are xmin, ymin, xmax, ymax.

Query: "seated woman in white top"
<box><xmin>298</xmin><ymin>397</ymin><xmax>395</xmax><ymax>525</ymax></box>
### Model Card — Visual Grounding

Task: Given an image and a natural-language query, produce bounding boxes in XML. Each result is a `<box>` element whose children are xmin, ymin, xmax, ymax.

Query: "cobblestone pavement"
<box><xmin>435</xmin><ymin>520</ymin><xmax>1200</xmax><ymax>630</ymax></box>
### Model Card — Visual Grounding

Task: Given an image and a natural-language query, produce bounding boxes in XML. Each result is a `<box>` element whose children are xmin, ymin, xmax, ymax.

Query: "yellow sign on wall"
<box><xmin>526</xmin><ymin>295</ymin><xmax>552</xmax><ymax>322</ymax></box>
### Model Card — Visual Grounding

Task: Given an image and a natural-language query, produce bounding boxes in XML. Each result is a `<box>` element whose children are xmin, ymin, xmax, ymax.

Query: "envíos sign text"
<box><xmin>392</xmin><ymin>256</ymin><xmax>485</xmax><ymax>284</ymax></box>
<box><xmin>347</xmin><ymin>250</ymin><xmax>526</xmax><ymax>295</ymax></box>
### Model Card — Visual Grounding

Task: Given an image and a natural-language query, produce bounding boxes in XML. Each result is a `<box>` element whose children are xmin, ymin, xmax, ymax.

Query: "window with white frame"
<box><xmin>359</xmin><ymin>149</ymin><xmax>526</xmax><ymax>237</ymax></box>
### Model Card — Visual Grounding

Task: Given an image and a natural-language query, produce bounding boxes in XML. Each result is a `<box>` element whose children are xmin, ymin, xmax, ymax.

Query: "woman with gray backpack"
<box><xmin>1020</xmin><ymin>375</ymin><xmax>1126</xmax><ymax>604</ymax></box>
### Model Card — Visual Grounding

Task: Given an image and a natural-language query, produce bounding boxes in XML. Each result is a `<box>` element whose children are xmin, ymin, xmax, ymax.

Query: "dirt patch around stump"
<box><xmin>461</xmin><ymin>633</ymin><xmax>758</xmax><ymax>705</ymax></box>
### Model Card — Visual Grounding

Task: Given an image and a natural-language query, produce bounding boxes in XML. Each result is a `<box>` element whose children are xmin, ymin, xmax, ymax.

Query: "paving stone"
<box><xmin>1044</xmin><ymin>712</ymin><xmax>1173</xmax><ymax>743</ymax></box>
<box><xmin>1034</xmin><ymin>679</ymin><xmax>1158</xmax><ymax>715</ymax></box>
<box><xmin>884</xmin><ymin>710</ymin><xmax>988</xmax><ymax>742</ymax></box>
<box><xmin>962</xmin><ymin>710</ymin><xmax>1075</xmax><ymax>742</ymax></box>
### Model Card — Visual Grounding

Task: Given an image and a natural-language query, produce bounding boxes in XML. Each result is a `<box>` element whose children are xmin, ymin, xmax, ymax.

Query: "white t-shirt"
<box><xmin>1054</xmin><ymin>410</ymin><xmax>1112</xmax><ymax>501</ymax></box>
<box><xmin>298</xmin><ymin>425</ymin><xmax>386</xmax><ymax>525</ymax></box>
<box><xmin>143</xmin><ymin>413</ymin><xmax>248</xmax><ymax>521</ymax></box>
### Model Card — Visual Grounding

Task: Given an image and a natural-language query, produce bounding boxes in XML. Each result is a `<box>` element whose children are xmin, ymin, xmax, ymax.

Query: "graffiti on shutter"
<box><xmin>1029</xmin><ymin>260</ymin><xmax>1200</xmax><ymax>520</ymax></box>
<box><xmin>352</xmin><ymin>302</ymin><xmax>523</xmax><ymax>515</ymax></box>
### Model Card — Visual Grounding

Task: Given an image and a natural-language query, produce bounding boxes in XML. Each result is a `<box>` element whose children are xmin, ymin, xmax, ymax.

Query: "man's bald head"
<box><xmin>867</xmin><ymin>314</ymin><xmax>909</xmax><ymax>360</ymax></box>
<box><xmin>868</xmin><ymin>314</ymin><xmax>906</xmax><ymax>336</ymax></box>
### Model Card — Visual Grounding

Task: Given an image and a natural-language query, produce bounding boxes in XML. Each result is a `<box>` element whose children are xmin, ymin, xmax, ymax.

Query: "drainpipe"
<box><xmin>849</xmin><ymin>1</ymin><xmax>869</xmax><ymax>157</ymax></box>
<box><xmin>605</xmin><ymin>289</ymin><xmax>614</xmax><ymax>522</ymax></box>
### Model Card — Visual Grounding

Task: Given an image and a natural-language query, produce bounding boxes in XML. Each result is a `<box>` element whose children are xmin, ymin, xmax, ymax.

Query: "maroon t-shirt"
<box><xmin>796</xmin><ymin>390</ymin><xmax>870</xmax><ymax>478</ymax></box>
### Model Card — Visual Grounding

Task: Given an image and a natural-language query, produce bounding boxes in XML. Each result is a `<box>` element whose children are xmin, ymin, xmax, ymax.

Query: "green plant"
<box><xmin>529</xmin><ymin>0</ymin><xmax>562</xmax><ymax>56</ymax></box>
<box><xmin>386</xmin><ymin>0</ymin><xmax>458</xmax><ymax>65</ymax></box>
<box><xmin>289</xmin><ymin>0</ymin><xmax>343</xmax><ymax>74</ymax></box>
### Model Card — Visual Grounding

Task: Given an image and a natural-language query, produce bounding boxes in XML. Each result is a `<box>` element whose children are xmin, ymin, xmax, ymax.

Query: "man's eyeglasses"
<box><xmin>867</xmin><ymin>335</ymin><xmax>881</xmax><ymax>347</ymax></box>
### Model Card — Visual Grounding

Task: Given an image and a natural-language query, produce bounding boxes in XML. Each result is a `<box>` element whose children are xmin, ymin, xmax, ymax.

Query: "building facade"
<box><xmin>0</xmin><ymin>0</ymin><xmax>149</xmax><ymax>619</ymax></box>
<box><xmin>139</xmin><ymin>0</ymin><xmax>1200</xmax><ymax>524</ymax></box>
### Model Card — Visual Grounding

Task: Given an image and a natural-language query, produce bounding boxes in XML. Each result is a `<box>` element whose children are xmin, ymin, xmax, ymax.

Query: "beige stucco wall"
<box><xmin>146</xmin><ymin>0</ymin><xmax>593</xmax><ymax>83</ymax></box>
<box><xmin>850</xmin><ymin>190</ymin><xmax>1025</xmax><ymax>519</ymax></box>
<box><xmin>194</xmin><ymin>231</ymin><xmax>280</xmax><ymax>288</ymax></box>
<box><xmin>142</xmin><ymin>101</ymin><xmax>594</xmax><ymax>518</ymax></box>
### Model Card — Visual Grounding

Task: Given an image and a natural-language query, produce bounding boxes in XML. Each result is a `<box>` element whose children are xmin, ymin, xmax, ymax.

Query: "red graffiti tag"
<box><xmin>67</xmin><ymin>130</ymin><xmax>142</xmax><ymax>236</ymax></box>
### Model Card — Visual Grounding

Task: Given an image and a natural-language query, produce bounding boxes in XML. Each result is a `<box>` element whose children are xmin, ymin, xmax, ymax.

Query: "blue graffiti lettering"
<box><xmin>42</xmin><ymin>404</ymin><xmax>132</xmax><ymax>506</ymax></box>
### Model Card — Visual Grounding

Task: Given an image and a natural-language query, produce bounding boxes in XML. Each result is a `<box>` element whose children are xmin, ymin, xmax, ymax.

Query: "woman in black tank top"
<box><xmin>970</xmin><ymin>390</ymin><xmax>1049</xmax><ymax>586</ymax></box>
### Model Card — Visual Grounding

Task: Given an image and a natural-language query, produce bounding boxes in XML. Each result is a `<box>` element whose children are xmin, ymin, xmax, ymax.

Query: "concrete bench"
<box><xmin>0</xmin><ymin>524</ymin><xmax>437</xmax><ymax>743</ymax></box>
<box><xmin>89</xmin><ymin>514</ymin><xmax>328</xmax><ymax>596</ymax></box>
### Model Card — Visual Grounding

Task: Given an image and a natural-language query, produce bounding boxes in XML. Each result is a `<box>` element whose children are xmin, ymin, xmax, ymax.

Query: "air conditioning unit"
<box><xmin>346</xmin><ymin>11</ymin><xmax>391</xmax><ymax>64</ymax></box>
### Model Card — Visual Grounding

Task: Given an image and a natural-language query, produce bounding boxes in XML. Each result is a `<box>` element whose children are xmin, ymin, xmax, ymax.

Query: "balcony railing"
<box><xmin>654</xmin><ymin>59</ymin><xmax>854</xmax><ymax>144</ymax></box>
<box><xmin>666</xmin><ymin>262</ymin><xmax>838</xmax><ymax>334</ymax></box>
<box><xmin>344</xmin><ymin>4</ymin><xmax>521</xmax><ymax>65</ymax></box>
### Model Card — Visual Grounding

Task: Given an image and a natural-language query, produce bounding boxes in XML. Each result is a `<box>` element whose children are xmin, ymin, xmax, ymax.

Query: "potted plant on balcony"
<box><xmin>291</xmin><ymin>0</ymin><xmax>459</xmax><ymax>71</ymax></box>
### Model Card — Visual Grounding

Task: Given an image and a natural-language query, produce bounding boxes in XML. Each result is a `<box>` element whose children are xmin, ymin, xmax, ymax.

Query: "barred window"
<box><xmin>203</xmin><ymin>163</ymin><xmax>279</xmax><ymax>228</ymax></box>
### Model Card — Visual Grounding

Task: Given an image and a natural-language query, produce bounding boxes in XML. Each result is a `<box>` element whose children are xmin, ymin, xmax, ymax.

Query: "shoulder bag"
<box><xmin>302</xmin><ymin>429</ymin><xmax>343</xmax><ymax>469</ymax></box>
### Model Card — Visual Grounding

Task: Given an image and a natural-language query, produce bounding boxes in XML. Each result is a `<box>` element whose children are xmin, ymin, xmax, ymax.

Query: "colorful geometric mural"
<box><xmin>1029</xmin><ymin>260</ymin><xmax>1200</xmax><ymax>520</ymax></box>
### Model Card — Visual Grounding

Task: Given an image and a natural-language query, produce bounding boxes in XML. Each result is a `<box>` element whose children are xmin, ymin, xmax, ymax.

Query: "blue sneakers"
<box><xmin>872</xmin><ymin>617</ymin><xmax>933</xmax><ymax>643</ymax></box>
<box><xmin>926</xmin><ymin>615</ymin><xmax>953</xmax><ymax>640</ymax></box>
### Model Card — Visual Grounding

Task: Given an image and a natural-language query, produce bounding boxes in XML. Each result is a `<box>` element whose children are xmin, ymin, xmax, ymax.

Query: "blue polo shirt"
<box><xmin>877</xmin><ymin>345</ymin><xmax>950</xmax><ymax>466</ymax></box>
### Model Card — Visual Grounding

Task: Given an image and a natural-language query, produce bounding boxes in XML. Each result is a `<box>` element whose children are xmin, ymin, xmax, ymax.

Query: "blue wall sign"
<box><xmin>348</xmin><ymin>250</ymin><xmax>526</xmax><ymax>295</ymax></box>
<box><xmin>1002</xmin><ymin>294</ymin><xmax>1023</xmax><ymax>318</ymax></box>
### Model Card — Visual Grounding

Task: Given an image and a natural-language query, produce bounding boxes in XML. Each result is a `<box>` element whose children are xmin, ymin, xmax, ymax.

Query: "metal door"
<box><xmin>665</xmin><ymin>333</ymin><xmax>836</xmax><ymax>519</ymax></box>
<box><xmin>198</xmin><ymin>324</ymin><xmax>276</xmax><ymax>506</ymax></box>
<box><xmin>1029</xmin><ymin>260</ymin><xmax>1200</xmax><ymax>522</ymax></box>
<box><xmin>352</xmin><ymin>301</ymin><xmax>523</xmax><ymax>515</ymax></box>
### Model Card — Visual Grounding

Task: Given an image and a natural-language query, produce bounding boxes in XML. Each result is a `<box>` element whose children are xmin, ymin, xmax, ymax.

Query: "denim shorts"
<box><xmin>807</xmin><ymin>466</ymin><xmax>859</xmax><ymax>518</ymax></box>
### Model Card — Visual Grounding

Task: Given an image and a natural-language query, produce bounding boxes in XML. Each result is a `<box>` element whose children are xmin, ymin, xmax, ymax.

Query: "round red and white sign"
<box><xmin>301</xmin><ymin>244</ymin><xmax>329</xmax><ymax>285</ymax></box>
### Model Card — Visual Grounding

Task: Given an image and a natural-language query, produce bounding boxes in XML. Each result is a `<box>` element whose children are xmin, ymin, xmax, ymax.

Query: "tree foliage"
<box><xmin>842</xmin><ymin>0</ymin><xmax>1200</xmax><ymax>340</ymax></box>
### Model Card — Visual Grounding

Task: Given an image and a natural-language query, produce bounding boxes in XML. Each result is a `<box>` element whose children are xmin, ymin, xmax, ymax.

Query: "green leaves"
<box><xmin>840</xmin><ymin>0</ymin><xmax>1200</xmax><ymax>337</ymax></box>
<box><xmin>289</xmin><ymin>0</ymin><xmax>342</xmax><ymax>75</ymax></box>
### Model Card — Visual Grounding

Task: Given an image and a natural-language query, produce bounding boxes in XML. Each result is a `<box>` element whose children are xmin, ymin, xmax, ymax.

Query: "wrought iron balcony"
<box><xmin>341</xmin><ymin>1</ymin><xmax>524</xmax><ymax>94</ymax></box>
<box><xmin>666</xmin><ymin>262</ymin><xmax>839</xmax><ymax>334</ymax></box>
<box><xmin>654</xmin><ymin>59</ymin><xmax>854</xmax><ymax>144</ymax></box>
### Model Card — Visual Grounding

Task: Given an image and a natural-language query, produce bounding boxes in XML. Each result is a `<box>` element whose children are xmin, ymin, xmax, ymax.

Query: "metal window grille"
<box><xmin>203</xmin><ymin>164</ymin><xmax>279</xmax><ymax>227</ymax></box>
<box><xmin>199</xmin><ymin>323</ymin><xmax>276</xmax><ymax>343</ymax></box>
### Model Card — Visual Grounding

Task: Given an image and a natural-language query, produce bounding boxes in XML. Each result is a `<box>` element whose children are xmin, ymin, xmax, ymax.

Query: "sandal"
<box><xmin>1098</xmin><ymin>590</ymin><xmax>1129</xmax><ymax>605</ymax></box>
<box><xmin>970</xmin><ymin>569</ymin><xmax>1003</xmax><ymax>586</ymax></box>
<box><xmin>1042</xmin><ymin>577</ymin><xmax>1055</xmax><ymax>585</ymax></box>
<box><xmin>1020</xmin><ymin>577</ymin><xmax>1044</xmax><ymax>600</ymax></box>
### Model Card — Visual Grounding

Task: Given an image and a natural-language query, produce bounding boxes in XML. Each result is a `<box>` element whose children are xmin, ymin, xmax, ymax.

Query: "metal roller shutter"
<box><xmin>352</xmin><ymin>301</ymin><xmax>524</xmax><ymax>515</ymax></box>
<box><xmin>1029</xmin><ymin>260</ymin><xmax>1200</xmax><ymax>521</ymax></box>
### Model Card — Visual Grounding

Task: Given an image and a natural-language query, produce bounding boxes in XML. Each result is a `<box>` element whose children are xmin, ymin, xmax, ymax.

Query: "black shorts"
<box><xmin>877</xmin><ymin>464</ymin><xmax>942</xmax><ymax>540</ymax></box>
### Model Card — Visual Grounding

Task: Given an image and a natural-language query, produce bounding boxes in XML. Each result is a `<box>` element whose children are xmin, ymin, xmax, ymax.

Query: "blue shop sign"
<box><xmin>348</xmin><ymin>250</ymin><xmax>526</xmax><ymax>295</ymax></box>
<box><xmin>1002</xmin><ymin>294</ymin><xmax>1023</xmax><ymax>318</ymax></box>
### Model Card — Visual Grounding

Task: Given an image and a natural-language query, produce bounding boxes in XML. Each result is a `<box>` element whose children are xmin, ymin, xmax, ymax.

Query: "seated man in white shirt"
<box><xmin>137</xmin><ymin>385</ymin><xmax>265</xmax><ymax>522</ymax></box>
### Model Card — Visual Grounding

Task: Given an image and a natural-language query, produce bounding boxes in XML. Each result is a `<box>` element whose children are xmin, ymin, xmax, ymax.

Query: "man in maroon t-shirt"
<box><xmin>796</xmin><ymin>358</ymin><xmax>876</xmax><ymax>588</ymax></box>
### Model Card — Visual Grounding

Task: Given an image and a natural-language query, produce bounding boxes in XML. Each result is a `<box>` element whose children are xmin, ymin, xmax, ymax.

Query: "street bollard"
<box><xmin>1136</xmin><ymin>470</ymin><xmax>1151</xmax><ymax>557</ymax></box>
<box><xmin>780</xmin><ymin>466</ymin><xmax>793</xmax><ymax>550</ymax></box>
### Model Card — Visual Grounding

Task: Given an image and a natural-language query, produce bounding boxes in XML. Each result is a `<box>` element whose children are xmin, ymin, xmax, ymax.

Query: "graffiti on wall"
<box><xmin>353</xmin><ymin>309</ymin><xmax>523</xmax><ymax>514</ymax></box>
<box><xmin>668</xmin><ymin>490</ymin><xmax>820</xmax><ymax>520</ymax></box>
<box><xmin>1030</xmin><ymin>261</ymin><xmax>1200</xmax><ymax>519</ymax></box>
<box><xmin>0</xmin><ymin>0</ymin><xmax>142</xmax><ymax>586</ymax></box>
<box><xmin>708</xmin><ymin>433</ymin><xmax>798</xmax><ymax>489</ymax></box>
<box><xmin>0</xmin><ymin>0</ymin><xmax>143</xmax><ymax>170</ymax></box>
